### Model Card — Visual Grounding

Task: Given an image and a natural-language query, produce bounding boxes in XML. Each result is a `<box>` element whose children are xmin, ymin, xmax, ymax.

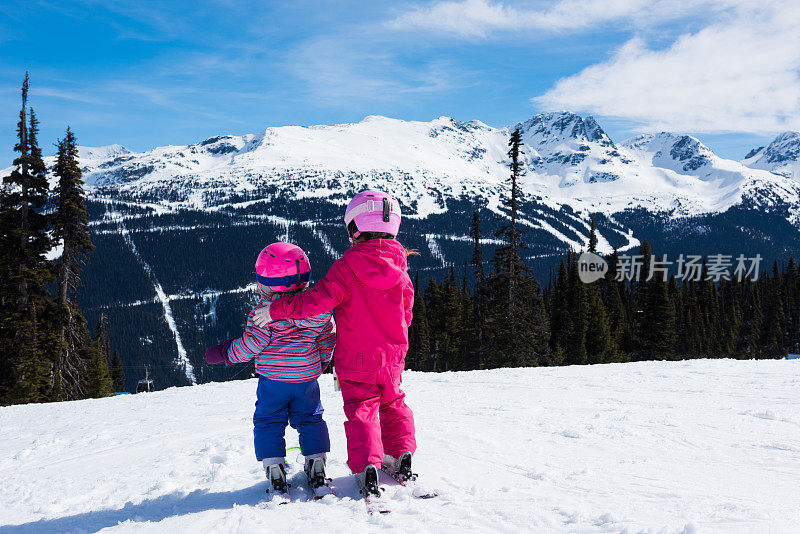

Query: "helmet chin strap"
<box><xmin>347</xmin><ymin>225</ymin><xmax>359</xmax><ymax>245</ymax></box>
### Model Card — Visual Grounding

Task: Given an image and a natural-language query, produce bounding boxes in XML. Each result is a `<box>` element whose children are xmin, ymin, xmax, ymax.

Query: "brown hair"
<box><xmin>350</xmin><ymin>229</ymin><xmax>419</xmax><ymax>256</ymax></box>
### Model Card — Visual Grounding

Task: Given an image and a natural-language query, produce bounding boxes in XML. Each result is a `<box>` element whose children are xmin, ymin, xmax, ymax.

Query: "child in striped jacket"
<box><xmin>204</xmin><ymin>242</ymin><xmax>336</xmax><ymax>494</ymax></box>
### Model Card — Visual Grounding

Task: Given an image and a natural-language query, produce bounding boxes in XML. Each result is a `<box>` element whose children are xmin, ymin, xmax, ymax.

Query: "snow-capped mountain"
<box><xmin>742</xmin><ymin>131</ymin><xmax>800</xmax><ymax>181</ymax></box>
<box><xmin>74</xmin><ymin>111</ymin><xmax>800</xmax><ymax>222</ymax></box>
<box><xmin>10</xmin><ymin>111</ymin><xmax>800</xmax><ymax>389</ymax></box>
<box><xmin>621</xmin><ymin>132</ymin><xmax>800</xmax><ymax>216</ymax></box>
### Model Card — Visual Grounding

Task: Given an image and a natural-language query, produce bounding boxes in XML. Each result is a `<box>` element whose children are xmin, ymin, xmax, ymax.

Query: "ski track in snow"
<box><xmin>112</xmin><ymin>205</ymin><xmax>197</xmax><ymax>385</ymax></box>
<box><xmin>424</xmin><ymin>234</ymin><xmax>447</xmax><ymax>267</ymax></box>
<box><xmin>1</xmin><ymin>359</ymin><xmax>799</xmax><ymax>533</ymax></box>
<box><xmin>299</xmin><ymin>220</ymin><xmax>341</xmax><ymax>260</ymax></box>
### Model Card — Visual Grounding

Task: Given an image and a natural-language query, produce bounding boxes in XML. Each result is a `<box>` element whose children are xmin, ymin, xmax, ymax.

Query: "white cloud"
<box><xmin>389</xmin><ymin>0</ymin><xmax>733</xmax><ymax>37</ymax></box>
<box><xmin>287</xmin><ymin>36</ymin><xmax>460</xmax><ymax>105</ymax></box>
<box><xmin>533</xmin><ymin>1</ymin><xmax>800</xmax><ymax>133</ymax></box>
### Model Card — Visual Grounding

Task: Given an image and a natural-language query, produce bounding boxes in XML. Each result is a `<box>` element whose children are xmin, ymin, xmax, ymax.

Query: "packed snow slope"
<box><xmin>1</xmin><ymin>359</ymin><xmax>798</xmax><ymax>534</ymax></box>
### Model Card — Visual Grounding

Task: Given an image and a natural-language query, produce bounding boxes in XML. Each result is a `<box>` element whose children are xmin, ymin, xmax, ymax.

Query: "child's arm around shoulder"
<box><xmin>206</xmin><ymin>301</ymin><xmax>273</xmax><ymax>365</ymax></box>
<box><xmin>226</xmin><ymin>302</ymin><xmax>274</xmax><ymax>364</ymax></box>
<box><xmin>255</xmin><ymin>259</ymin><xmax>350</xmax><ymax>326</ymax></box>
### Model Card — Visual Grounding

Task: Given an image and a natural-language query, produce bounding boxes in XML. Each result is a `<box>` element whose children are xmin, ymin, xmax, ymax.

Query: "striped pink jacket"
<box><xmin>226</xmin><ymin>293</ymin><xmax>335</xmax><ymax>382</ymax></box>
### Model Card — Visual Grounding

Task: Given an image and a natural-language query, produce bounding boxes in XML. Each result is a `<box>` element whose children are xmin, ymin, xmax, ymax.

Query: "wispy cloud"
<box><xmin>387</xmin><ymin>0</ymin><xmax>729</xmax><ymax>38</ymax></box>
<box><xmin>287</xmin><ymin>34</ymin><xmax>464</xmax><ymax>105</ymax></box>
<box><xmin>534</xmin><ymin>1</ymin><xmax>800</xmax><ymax>133</ymax></box>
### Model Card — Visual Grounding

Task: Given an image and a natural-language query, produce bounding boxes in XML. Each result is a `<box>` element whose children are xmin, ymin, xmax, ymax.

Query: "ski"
<box><xmin>363</xmin><ymin>493</ymin><xmax>391</xmax><ymax>515</ymax></box>
<box><xmin>381</xmin><ymin>467</ymin><xmax>438</xmax><ymax>499</ymax></box>
<box><xmin>310</xmin><ymin>482</ymin><xmax>335</xmax><ymax>499</ymax></box>
<box><xmin>397</xmin><ymin>477</ymin><xmax>438</xmax><ymax>499</ymax></box>
<box><xmin>358</xmin><ymin>465</ymin><xmax>390</xmax><ymax>515</ymax></box>
<box><xmin>266</xmin><ymin>485</ymin><xmax>293</xmax><ymax>504</ymax></box>
<box><xmin>274</xmin><ymin>492</ymin><xmax>293</xmax><ymax>504</ymax></box>
<box><xmin>380</xmin><ymin>453</ymin><xmax>438</xmax><ymax>499</ymax></box>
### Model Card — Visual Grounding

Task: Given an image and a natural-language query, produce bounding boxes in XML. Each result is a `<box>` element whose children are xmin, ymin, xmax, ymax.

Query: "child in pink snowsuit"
<box><xmin>253</xmin><ymin>190</ymin><xmax>416</xmax><ymax>493</ymax></box>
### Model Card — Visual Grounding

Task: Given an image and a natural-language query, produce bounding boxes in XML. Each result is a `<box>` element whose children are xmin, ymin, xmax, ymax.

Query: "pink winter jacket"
<box><xmin>270</xmin><ymin>239</ymin><xmax>414</xmax><ymax>382</ymax></box>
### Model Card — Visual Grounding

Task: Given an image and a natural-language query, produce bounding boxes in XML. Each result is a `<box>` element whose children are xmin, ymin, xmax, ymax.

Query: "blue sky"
<box><xmin>2</xmin><ymin>0</ymin><xmax>798</xmax><ymax>164</ymax></box>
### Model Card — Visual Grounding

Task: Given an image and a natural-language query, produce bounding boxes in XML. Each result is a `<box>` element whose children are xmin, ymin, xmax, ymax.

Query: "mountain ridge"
<box><xmin>7</xmin><ymin>112</ymin><xmax>800</xmax><ymax>389</ymax></box>
<box><xmin>35</xmin><ymin>111</ymin><xmax>800</xmax><ymax>224</ymax></box>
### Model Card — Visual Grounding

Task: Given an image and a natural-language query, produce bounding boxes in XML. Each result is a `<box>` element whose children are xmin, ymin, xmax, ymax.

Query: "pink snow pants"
<box><xmin>338</xmin><ymin>365</ymin><xmax>416</xmax><ymax>474</ymax></box>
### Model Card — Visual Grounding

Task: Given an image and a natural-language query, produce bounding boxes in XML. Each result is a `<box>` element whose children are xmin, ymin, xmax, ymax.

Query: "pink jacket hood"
<box><xmin>344</xmin><ymin>239</ymin><xmax>408</xmax><ymax>291</ymax></box>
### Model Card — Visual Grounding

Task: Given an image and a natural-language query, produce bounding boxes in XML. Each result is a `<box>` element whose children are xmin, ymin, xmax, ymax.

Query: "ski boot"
<box><xmin>382</xmin><ymin>451</ymin><xmax>417</xmax><ymax>483</ymax></box>
<box><xmin>262</xmin><ymin>457</ymin><xmax>290</xmax><ymax>495</ymax></box>
<box><xmin>304</xmin><ymin>453</ymin><xmax>332</xmax><ymax>498</ymax></box>
<box><xmin>357</xmin><ymin>464</ymin><xmax>389</xmax><ymax>514</ymax></box>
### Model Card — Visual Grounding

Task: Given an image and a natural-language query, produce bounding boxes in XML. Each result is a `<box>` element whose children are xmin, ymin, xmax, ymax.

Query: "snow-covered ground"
<box><xmin>1</xmin><ymin>359</ymin><xmax>799</xmax><ymax>533</ymax></box>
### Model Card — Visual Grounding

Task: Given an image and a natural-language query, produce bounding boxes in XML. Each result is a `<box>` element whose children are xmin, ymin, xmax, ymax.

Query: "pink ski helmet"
<box><xmin>255</xmin><ymin>242</ymin><xmax>312</xmax><ymax>292</ymax></box>
<box><xmin>344</xmin><ymin>190</ymin><xmax>401</xmax><ymax>239</ymax></box>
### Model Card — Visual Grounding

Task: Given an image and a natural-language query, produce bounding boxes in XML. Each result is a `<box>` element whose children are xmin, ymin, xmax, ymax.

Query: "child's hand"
<box><xmin>253</xmin><ymin>304</ymin><xmax>272</xmax><ymax>327</ymax></box>
<box><xmin>205</xmin><ymin>340</ymin><xmax>233</xmax><ymax>365</ymax></box>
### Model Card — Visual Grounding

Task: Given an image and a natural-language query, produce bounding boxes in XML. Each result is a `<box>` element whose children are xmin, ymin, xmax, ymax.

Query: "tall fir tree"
<box><xmin>487</xmin><ymin>129</ymin><xmax>548</xmax><ymax>367</ymax></box>
<box><xmin>110</xmin><ymin>350</ymin><xmax>125</xmax><ymax>392</ymax></box>
<box><xmin>638</xmin><ymin>254</ymin><xmax>677</xmax><ymax>360</ymax></box>
<box><xmin>51</xmin><ymin>127</ymin><xmax>95</xmax><ymax>400</ymax></box>
<box><xmin>54</xmin><ymin>127</ymin><xmax>94</xmax><ymax>304</ymax></box>
<box><xmin>761</xmin><ymin>261</ymin><xmax>787</xmax><ymax>358</ymax></box>
<box><xmin>84</xmin><ymin>314</ymin><xmax>113</xmax><ymax>398</ymax></box>
<box><xmin>563</xmin><ymin>257</ymin><xmax>587</xmax><ymax>365</ymax></box>
<box><xmin>588</xmin><ymin>215</ymin><xmax>598</xmax><ymax>253</ymax></box>
<box><xmin>493</xmin><ymin>128</ymin><xmax>526</xmax><ymax>307</ymax></box>
<box><xmin>469</xmin><ymin>211</ymin><xmax>487</xmax><ymax>369</ymax></box>
<box><xmin>407</xmin><ymin>272</ymin><xmax>431</xmax><ymax>371</ymax></box>
<box><xmin>0</xmin><ymin>74</ymin><xmax>57</xmax><ymax>405</ymax></box>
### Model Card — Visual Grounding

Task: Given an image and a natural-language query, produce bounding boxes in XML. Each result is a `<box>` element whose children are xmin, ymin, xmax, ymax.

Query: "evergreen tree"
<box><xmin>486</xmin><ymin>129</ymin><xmax>549</xmax><ymax>367</ymax></box>
<box><xmin>0</xmin><ymin>74</ymin><xmax>57</xmax><ymax>405</ymax></box>
<box><xmin>762</xmin><ymin>261</ymin><xmax>788</xmax><ymax>358</ymax></box>
<box><xmin>51</xmin><ymin>127</ymin><xmax>94</xmax><ymax>400</ymax></box>
<box><xmin>407</xmin><ymin>272</ymin><xmax>431</xmax><ymax>370</ymax></box>
<box><xmin>469</xmin><ymin>211</ymin><xmax>487</xmax><ymax>369</ymax></box>
<box><xmin>493</xmin><ymin>128</ymin><xmax>526</xmax><ymax>306</ymax></box>
<box><xmin>423</xmin><ymin>277</ymin><xmax>442</xmax><ymax>371</ymax></box>
<box><xmin>83</xmin><ymin>314</ymin><xmax>113</xmax><ymax>398</ymax></box>
<box><xmin>678</xmin><ymin>279</ymin><xmax>701</xmax><ymax>358</ymax></box>
<box><xmin>601</xmin><ymin>248</ymin><xmax>629</xmax><ymax>359</ymax></box>
<box><xmin>638</xmin><ymin>255</ymin><xmax>677</xmax><ymax>360</ymax></box>
<box><xmin>110</xmin><ymin>350</ymin><xmax>125</xmax><ymax>392</ymax></box>
<box><xmin>784</xmin><ymin>257</ymin><xmax>800</xmax><ymax>353</ymax></box>
<box><xmin>588</xmin><ymin>215</ymin><xmax>598</xmax><ymax>253</ymax></box>
<box><xmin>94</xmin><ymin>314</ymin><xmax>111</xmax><ymax>361</ymax></box>
<box><xmin>563</xmin><ymin>257</ymin><xmax>587</xmax><ymax>365</ymax></box>
<box><xmin>83</xmin><ymin>345</ymin><xmax>112</xmax><ymax>398</ymax></box>
<box><xmin>584</xmin><ymin>285</ymin><xmax>616</xmax><ymax>364</ymax></box>
<box><xmin>54</xmin><ymin>128</ymin><xmax>94</xmax><ymax>305</ymax></box>
<box><xmin>4</xmin><ymin>301</ymin><xmax>51</xmax><ymax>403</ymax></box>
<box><xmin>549</xmin><ymin>257</ymin><xmax>569</xmax><ymax>356</ymax></box>
<box><xmin>742</xmin><ymin>282</ymin><xmax>764</xmax><ymax>358</ymax></box>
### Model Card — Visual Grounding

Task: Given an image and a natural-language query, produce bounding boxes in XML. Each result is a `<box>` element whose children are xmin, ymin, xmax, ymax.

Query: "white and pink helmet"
<box><xmin>344</xmin><ymin>190</ymin><xmax>402</xmax><ymax>239</ymax></box>
<box><xmin>255</xmin><ymin>242</ymin><xmax>311</xmax><ymax>292</ymax></box>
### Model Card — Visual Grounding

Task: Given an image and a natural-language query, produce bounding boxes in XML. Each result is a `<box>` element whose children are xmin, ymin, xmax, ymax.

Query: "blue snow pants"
<box><xmin>253</xmin><ymin>376</ymin><xmax>330</xmax><ymax>461</ymax></box>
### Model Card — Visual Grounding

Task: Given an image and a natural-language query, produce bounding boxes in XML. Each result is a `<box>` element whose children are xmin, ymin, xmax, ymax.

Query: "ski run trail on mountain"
<box><xmin>110</xmin><ymin>206</ymin><xmax>196</xmax><ymax>385</ymax></box>
<box><xmin>1</xmin><ymin>359</ymin><xmax>798</xmax><ymax>533</ymax></box>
